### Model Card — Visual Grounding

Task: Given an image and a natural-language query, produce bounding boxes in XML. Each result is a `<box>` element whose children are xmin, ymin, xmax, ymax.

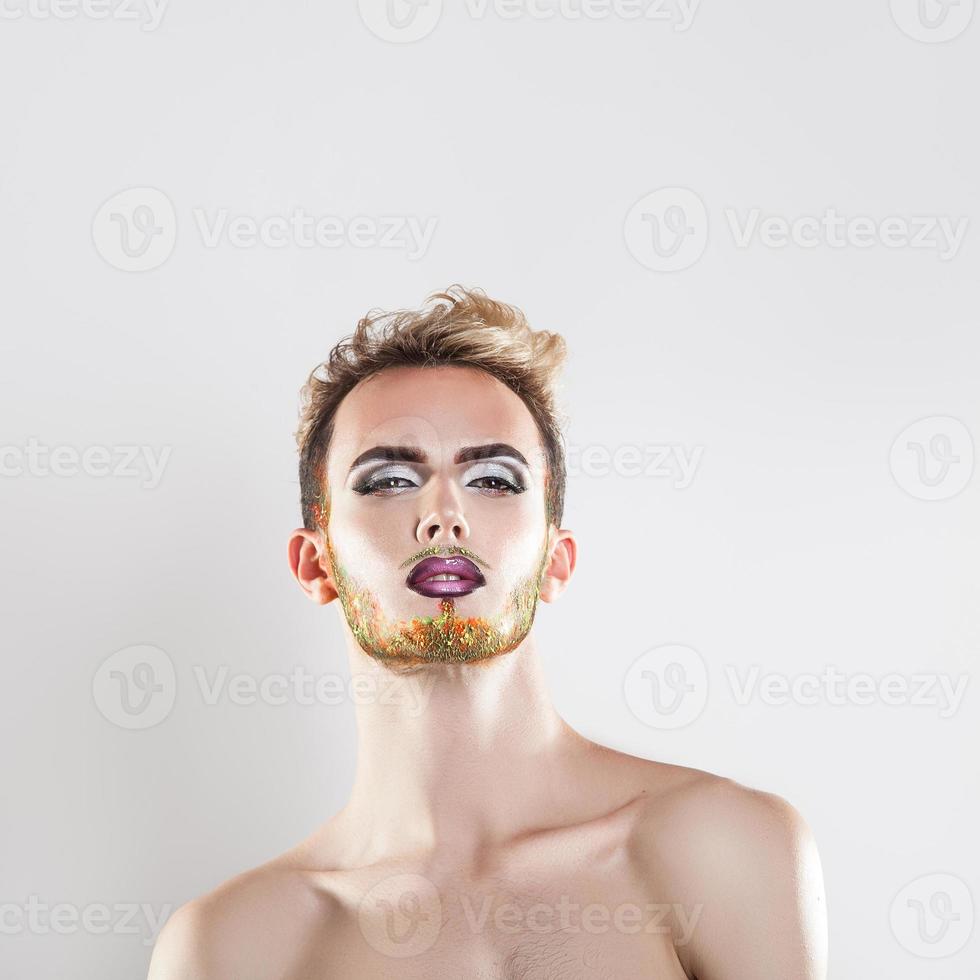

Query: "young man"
<box><xmin>149</xmin><ymin>286</ymin><xmax>828</xmax><ymax>979</ymax></box>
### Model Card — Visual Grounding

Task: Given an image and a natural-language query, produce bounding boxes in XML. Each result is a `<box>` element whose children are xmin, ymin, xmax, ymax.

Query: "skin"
<box><xmin>148</xmin><ymin>365</ymin><xmax>828</xmax><ymax>979</ymax></box>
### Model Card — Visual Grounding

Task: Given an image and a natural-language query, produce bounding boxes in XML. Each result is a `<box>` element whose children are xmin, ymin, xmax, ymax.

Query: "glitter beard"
<box><xmin>312</xmin><ymin>487</ymin><xmax>552</xmax><ymax>668</ymax></box>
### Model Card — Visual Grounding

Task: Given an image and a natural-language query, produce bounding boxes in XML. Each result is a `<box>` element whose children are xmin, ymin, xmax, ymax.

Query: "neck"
<box><xmin>334</xmin><ymin>634</ymin><xmax>585</xmax><ymax>867</ymax></box>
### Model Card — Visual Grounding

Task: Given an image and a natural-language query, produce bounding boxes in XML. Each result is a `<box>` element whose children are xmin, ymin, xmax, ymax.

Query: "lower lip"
<box><xmin>408</xmin><ymin>576</ymin><xmax>485</xmax><ymax>599</ymax></box>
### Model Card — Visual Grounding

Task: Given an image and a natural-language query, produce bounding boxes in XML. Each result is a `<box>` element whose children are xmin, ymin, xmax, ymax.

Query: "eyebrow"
<box><xmin>347</xmin><ymin>443</ymin><xmax>530</xmax><ymax>474</ymax></box>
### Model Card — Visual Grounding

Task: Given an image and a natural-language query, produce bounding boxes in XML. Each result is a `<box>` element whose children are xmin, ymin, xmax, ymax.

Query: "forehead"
<box><xmin>328</xmin><ymin>365</ymin><xmax>545</xmax><ymax>473</ymax></box>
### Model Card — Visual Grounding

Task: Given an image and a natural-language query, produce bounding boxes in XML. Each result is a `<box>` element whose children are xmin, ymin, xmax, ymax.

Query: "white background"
<box><xmin>1</xmin><ymin>1</ymin><xmax>978</xmax><ymax>977</ymax></box>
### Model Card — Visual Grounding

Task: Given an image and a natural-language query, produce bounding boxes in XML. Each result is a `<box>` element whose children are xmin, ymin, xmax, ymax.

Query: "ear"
<box><xmin>287</xmin><ymin>528</ymin><xmax>338</xmax><ymax>605</ymax></box>
<box><xmin>539</xmin><ymin>527</ymin><xmax>577</xmax><ymax>603</ymax></box>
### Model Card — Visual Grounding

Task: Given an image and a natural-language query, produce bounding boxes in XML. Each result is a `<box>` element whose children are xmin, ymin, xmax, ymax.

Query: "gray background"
<box><xmin>1</xmin><ymin>1</ymin><xmax>978</xmax><ymax>977</ymax></box>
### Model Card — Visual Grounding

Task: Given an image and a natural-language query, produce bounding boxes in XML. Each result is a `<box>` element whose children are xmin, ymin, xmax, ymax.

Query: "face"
<box><xmin>313</xmin><ymin>365</ymin><xmax>556</xmax><ymax>669</ymax></box>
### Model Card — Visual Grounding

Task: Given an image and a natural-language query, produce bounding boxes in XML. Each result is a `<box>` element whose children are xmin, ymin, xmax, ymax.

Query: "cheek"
<box><xmin>329</xmin><ymin>502</ymin><xmax>401</xmax><ymax>574</ymax></box>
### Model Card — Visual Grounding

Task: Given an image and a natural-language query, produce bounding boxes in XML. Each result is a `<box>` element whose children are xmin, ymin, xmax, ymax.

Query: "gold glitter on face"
<box><xmin>312</xmin><ymin>488</ymin><xmax>552</xmax><ymax>669</ymax></box>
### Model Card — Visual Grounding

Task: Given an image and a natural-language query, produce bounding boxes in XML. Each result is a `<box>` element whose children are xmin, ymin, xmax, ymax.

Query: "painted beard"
<box><xmin>314</xmin><ymin>493</ymin><xmax>551</xmax><ymax>669</ymax></box>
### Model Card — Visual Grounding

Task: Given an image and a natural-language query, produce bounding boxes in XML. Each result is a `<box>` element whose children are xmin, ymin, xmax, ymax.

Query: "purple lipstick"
<box><xmin>406</xmin><ymin>556</ymin><xmax>486</xmax><ymax>599</ymax></box>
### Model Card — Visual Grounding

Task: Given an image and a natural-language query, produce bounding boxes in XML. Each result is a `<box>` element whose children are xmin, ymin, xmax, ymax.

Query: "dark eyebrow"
<box><xmin>347</xmin><ymin>443</ymin><xmax>529</xmax><ymax>474</ymax></box>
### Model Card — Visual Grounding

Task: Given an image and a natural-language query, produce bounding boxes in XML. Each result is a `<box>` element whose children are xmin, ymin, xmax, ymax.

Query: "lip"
<box><xmin>406</xmin><ymin>556</ymin><xmax>486</xmax><ymax>598</ymax></box>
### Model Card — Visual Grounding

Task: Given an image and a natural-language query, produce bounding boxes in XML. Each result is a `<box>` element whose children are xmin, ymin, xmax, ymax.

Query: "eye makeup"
<box><xmin>352</xmin><ymin>461</ymin><xmax>527</xmax><ymax>497</ymax></box>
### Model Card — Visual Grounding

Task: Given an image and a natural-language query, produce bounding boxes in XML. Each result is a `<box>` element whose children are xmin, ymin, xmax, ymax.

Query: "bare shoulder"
<box><xmin>147</xmin><ymin>852</ymin><xmax>341</xmax><ymax>980</ymax></box>
<box><xmin>596</xmin><ymin>748</ymin><xmax>828</xmax><ymax>979</ymax></box>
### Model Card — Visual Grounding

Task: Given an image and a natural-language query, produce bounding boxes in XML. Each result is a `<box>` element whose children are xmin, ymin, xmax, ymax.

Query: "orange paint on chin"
<box><xmin>314</xmin><ymin>486</ymin><xmax>548</xmax><ymax>668</ymax></box>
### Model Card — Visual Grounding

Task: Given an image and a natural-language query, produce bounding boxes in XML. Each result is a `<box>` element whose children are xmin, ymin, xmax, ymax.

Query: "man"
<box><xmin>148</xmin><ymin>285</ymin><xmax>828</xmax><ymax>979</ymax></box>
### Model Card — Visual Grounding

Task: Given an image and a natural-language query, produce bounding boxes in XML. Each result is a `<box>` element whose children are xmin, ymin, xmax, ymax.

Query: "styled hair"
<box><xmin>295</xmin><ymin>284</ymin><xmax>568</xmax><ymax>531</ymax></box>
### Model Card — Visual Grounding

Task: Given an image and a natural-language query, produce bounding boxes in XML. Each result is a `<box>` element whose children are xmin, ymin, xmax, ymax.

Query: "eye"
<box><xmin>468</xmin><ymin>475</ymin><xmax>524</xmax><ymax>495</ymax></box>
<box><xmin>465</xmin><ymin>462</ymin><xmax>526</xmax><ymax>496</ymax></box>
<box><xmin>352</xmin><ymin>466</ymin><xmax>420</xmax><ymax>496</ymax></box>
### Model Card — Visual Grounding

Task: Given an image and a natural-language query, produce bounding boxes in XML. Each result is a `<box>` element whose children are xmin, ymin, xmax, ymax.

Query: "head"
<box><xmin>288</xmin><ymin>285</ymin><xmax>576</xmax><ymax>671</ymax></box>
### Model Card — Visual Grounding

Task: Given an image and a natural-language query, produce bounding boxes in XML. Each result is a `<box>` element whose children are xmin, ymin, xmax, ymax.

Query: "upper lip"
<box><xmin>406</xmin><ymin>556</ymin><xmax>486</xmax><ymax>587</ymax></box>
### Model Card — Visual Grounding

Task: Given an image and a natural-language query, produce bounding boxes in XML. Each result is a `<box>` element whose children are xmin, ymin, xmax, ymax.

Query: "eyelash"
<box><xmin>353</xmin><ymin>474</ymin><xmax>526</xmax><ymax>497</ymax></box>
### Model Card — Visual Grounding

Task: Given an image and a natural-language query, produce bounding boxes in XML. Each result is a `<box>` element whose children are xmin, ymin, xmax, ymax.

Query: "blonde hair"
<box><xmin>295</xmin><ymin>284</ymin><xmax>568</xmax><ymax>530</ymax></box>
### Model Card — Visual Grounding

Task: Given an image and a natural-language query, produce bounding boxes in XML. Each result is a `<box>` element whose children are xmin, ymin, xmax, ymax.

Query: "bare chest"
<box><xmin>302</xmin><ymin>854</ymin><xmax>694</xmax><ymax>979</ymax></box>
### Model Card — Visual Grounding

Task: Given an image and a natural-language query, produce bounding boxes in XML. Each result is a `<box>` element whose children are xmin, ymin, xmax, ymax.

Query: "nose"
<box><xmin>416</xmin><ymin>477</ymin><xmax>470</xmax><ymax>546</ymax></box>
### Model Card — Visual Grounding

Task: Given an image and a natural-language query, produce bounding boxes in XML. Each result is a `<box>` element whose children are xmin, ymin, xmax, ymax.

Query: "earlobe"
<box><xmin>287</xmin><ymin>529</ymin><xmax>339</xmax><ymax>605</ymax></box>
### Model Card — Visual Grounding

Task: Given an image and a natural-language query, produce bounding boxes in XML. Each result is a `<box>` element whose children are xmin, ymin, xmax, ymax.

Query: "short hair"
<box><xmin>295</xmin><ymin>284</ymin><xmax>568</xmax><ymax>531</ymax></box>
